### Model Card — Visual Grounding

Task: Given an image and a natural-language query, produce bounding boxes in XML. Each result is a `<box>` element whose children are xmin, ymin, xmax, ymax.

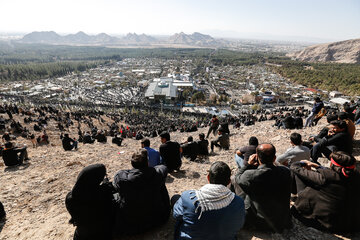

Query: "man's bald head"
<box><xmin>256</xmin><ymin>143</ymin><xmax>276</xmax><ymax>164</ymax></box>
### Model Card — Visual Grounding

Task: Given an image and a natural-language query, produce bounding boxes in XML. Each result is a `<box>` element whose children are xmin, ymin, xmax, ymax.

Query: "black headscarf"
<box><xmin>65</xmin><ymin>164</ymin><xmax>114</xmax><ymax>240</ymax></box>
<box><xmin>71</xmin><ymin>164</ymin><xmax>106</xmax><ymax>198</ymax></box>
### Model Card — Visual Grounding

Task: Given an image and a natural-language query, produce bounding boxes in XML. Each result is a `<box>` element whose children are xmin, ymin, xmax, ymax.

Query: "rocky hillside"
<box><xmin>122</xmin><ymin>33</ymin><xmax>157</xmax><ymax>44</ymax></box>
<box><xmin>0</xmin><ymin>114</ymin><xmax>359</xmax><ymax>240</ymax></box>
<box><xmin>288</xmin><ymin>38</ymin><xmax>360</xmax><ymax>63</ymax></box>
<box><xmin>168</xmin><ymin>32</ymin><xmax>219</xmax><ymax>46</ymax></box>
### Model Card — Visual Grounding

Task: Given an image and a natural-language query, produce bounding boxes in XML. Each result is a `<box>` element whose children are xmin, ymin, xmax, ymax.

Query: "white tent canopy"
<box><xmin>329</xmin><ymin>97</ymin><xmax>350</xmax><ymax>105</ymax></box>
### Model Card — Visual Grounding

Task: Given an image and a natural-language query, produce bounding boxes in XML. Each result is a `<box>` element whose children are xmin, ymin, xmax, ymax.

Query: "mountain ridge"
<box><xmin>19</xmin><ymin>31</ymin><xmax>223</xmax><ymax>47</ymax></box>
<box><xmin>288</xmin><ymin>38</ymin><xmax>360</xmax><ymax>63</ymax></box>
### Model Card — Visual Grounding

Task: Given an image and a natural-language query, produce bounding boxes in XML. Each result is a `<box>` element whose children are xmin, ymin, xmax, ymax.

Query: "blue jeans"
<box><xmin>311</xmin><ymin>143</ymin><xmax>334</xmax><ymax>163</ymax></box>
<box><xmin>304</xmin><ymin>112</ymin><xmax>315</xmax><ymax>127</ymax></box>
<box><xmin>235</xmin><ymin>154</ymin><xmax>244</xmax><ymax>168</ymax></box>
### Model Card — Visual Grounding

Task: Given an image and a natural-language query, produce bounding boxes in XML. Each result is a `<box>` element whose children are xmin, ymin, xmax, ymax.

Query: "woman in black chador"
<box><xmin>66</xmin><ymin>164</ymin><xmax>115</xmax><ymax>240</ymax></box>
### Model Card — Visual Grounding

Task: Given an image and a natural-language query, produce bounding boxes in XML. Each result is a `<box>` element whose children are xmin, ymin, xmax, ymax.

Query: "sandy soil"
<box><xmin>0</xmin><ymin>115</ymin><xmax>359</xmax><ymax>240</ymax></box>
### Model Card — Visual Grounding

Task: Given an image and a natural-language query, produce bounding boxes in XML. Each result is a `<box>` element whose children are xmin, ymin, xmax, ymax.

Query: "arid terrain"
<box><xmin>288</xmin><ymin>38</ymin><xmax>360</xmax><ymax>63</ymax></box>
<box><xmin>0</xmin><ymin>114</ymin><xmax>360</xmax><ymax>240</ymax></box>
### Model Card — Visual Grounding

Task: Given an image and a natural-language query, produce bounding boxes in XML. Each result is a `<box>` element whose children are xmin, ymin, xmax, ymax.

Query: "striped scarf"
<box><xmin>194</xmin><ymin>184</ymin><xmax>235</xmax><ymax>219</ymax></box>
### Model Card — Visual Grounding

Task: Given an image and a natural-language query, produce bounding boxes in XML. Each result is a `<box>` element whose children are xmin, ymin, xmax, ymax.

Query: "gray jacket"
<box><xmin>276</xmin><ymin>145</ymin><xmax>310</xmax><ymax>165</ymax></box>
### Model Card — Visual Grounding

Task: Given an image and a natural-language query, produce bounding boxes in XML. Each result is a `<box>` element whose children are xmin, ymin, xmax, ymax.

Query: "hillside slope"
<box><xmin>288</xmin><ymin>38</ymin><xmax>360</xmax><ymax>63</ymax></box>
<box><xmin>0</xmin><ymin>116</ymin><xmax>359</xmax><ymax>240</ymax></box>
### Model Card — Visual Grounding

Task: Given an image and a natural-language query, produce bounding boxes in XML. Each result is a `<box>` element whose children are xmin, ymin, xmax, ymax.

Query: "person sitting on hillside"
<box><xmin>172</xmin><ymin>161</ymin><xmax>245</xmax><ymax>240</ymax></box>
<box><xmin>65</xmin><ymin>164</ymin><xmax>115</xmax><ymax>240</ymax></box>
<box><xmin>113</xmin><ymin>149</ymin><xmax>170</xmax><ymax>236</ymax></box>
<box><xmin>96</xmin><ymin>130</ymin><xmax>107</xmax><ymax>143</ymax></box>
<box><xmin>141</xmin><ymin>138</ymin><xmax>161</xmax><ymax>167</ymax></box>
<box><xmin>303</xmin><ymin>113</ymin><xmax>339</xmax><ymax>152</ymax></box>
<box><xmin>314</xmin><ymin>113</ymin><xmax>339</xmax><ymax>139</ymax></box>
<box><xmin>37</xmin><ymin>130</ymin><xmax>49</xmax><ymax>145</ymax></box>
<box><xmin>33</xmin><ymin>123</ymin><xmax>42</xmax><ymax>132</ymax></box>
<box><xmin>280</xmin><ymin>113</ymin><xmax>295</xmax><ymax>129</ymax></box>
<box><xmin>197</xmin><ymin>133</ymin><xmax>209</xmax><ymax>156</ymax></box>
<box><xmin>159</xmin><ymin>131</ymin><xmax>182</xmax><ymax>172</ymax></box>
<box><xmin>290</xmin><ymin>152</ymin><xmax>360</xmax><ymax>232</ymax></box>
<box><xmin>112</xmin><ymin>134</ymin><xmax>123</xmax><ymax>147</ymax></box>
<box><xmin>2</xmin><ymin>141</ymin><xmax>29</xmax><ymax>167</ymax></box>
<box><xmin>234</xmin><ymin>144</ymin><xmax>292</xmax><ymax>232</ymax></box>
<box><xmin>338</xmin><ymin>112</ymin><xmax>355</xmax><ymax>139</ymax></box>
<box><xmin>276</xmin><ymin>133</ymin><xmax>310</xmax><ymax>166</ymax></box>
<box><xmin>210</xmin><ymin>128</ymin><xmax>230</xmax><ymax>153</ymax></box>
<box><xmin>2</xmin><ymin>132</ymin><xmax>11</xmax><ymax>143</ymax></box>
<box><xmin>311</xmin><ymin>120</ymin><xmax>352</xmax><ymax>164</ymax></box>
<box><xmin>181</xmin><ymin>136</ymin><xmax>199</xmax><ymax>161</ymax></box>
<box><xmin>343</xmin><ymin>104</ymin><xmax>355</xmax><ymax>122</ymax></box>
<box><xmin>61</xmin><ymin>133</ymin><xmax>78</xmax><ymax>151</ymax></box>
<box><xmin>293</xmin><ymin>110</ymin><xmax>304</xmax><ymax>129</ymax></box>
<box><xmin>235</xmin><ymin>136</ymin><xmax>258</xmax><ymax>168</ymax></box>
<box><xmin>83</xmin><ymin>131</ymin><xmax>95</xmax><ymax>144</ymax></box>
<box><xmin>29</xmin><ymin>132</ymin><xmax>37</xmax><ymax>148</ymax></box>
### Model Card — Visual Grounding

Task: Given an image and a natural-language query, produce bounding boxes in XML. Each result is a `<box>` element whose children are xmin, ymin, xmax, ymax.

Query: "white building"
<box><xmin>145</xmin><ymin>77</ymin><xmax>195</xmax><ymax>103</ymax></box>
<box><xmin>329</xmin><ymin>91</ymin><xmax>343</xmax><ymax>98</ymax></box>
<box><xmin>145</xmin><ymin>78</ymin><xmax>177</xmax><ymax>103</ymax></box>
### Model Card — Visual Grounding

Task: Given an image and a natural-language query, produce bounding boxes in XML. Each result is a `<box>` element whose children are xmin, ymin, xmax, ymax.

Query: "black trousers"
<box><xmin>206</xmin><ymin>126</ymin><xmax>218</xmax><ymax>138</ymax></box>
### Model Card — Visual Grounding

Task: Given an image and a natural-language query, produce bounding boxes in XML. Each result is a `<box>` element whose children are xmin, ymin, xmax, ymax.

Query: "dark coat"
<box><xmin>235</xmin><ymin>163</ymin><xmax>292</xmax><ymax>232</ymax></box>
<box><xmin>197</xmin><ymin>139</ymin><xmax>209</xmax><ymax>155</ymax></box>
<box><xmin>214</xmin><ymin>133</ymin><xmax>230</xmax><ymax>149</ymax></box>
<box><xmin>317</xmin><ymin>131</ymin><xmax>353</xmax><ymax>154</ymax></box>
<box><xmin>2</xmin><ymin>147</ymin><xmax>25</xmax><ymax>166</ymax></box>
<box><xmin>181</xmin><ymin>141</ymin><xmax>199</xmax><ymax>161</ymax></box>
<box><xmin>113</xmin><ymin>165</ymin><xmax>170</xmax><ymax>235</ymax></box>
<box><xmin>62</xmin><ymin>136</ymin><xmax>76</xmax><ymax>151</ymax></box>
<box><xmin>83</xmin><ymin>134</ymin><xmax>95</xmax><ymax>144</ymax></box>
<box><xmin>159</xmin><ymin>141</ymin><xmax>182</xmax><ymax>171</ymax></box>
<box><xmin>282</xmin><ymin>116</ymin><xmax>295</xmax><ymax>129</ymax></box>
<box><xmin>65</xmin><ymin>164</ymin><xmax>114</xmax><ymax>240</ymax></box>
<box><xmin>291</xmin><ymin>162</ymin><xmax>360</xmax><ymax>232</ymax></box>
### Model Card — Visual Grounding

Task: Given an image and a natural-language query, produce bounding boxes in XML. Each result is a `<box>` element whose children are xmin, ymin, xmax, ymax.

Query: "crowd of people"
<box><xmin>64</xmin><ymin>140</ymin><xmax>360</xmax><ymax>240</ymax></box>
<box><xmin>1</xmin><ymin>98</ymin><xmax>360</xmax><ymax>239</ymax></box>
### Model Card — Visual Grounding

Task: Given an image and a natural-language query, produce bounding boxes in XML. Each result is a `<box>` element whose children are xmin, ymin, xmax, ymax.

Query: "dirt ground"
<box><xmin>0</xmin><ymin>115</ymin><xmax>359</xmax><ymax>240</ymax></box>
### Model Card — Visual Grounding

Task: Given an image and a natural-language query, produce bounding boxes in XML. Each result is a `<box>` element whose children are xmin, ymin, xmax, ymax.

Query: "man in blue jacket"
<box><xmin>173</xmin><ymin>161</ymin><xmax>245</xmax><ymax>240</ymax></box>
<box><xmin>141</xmin><ymin>138</ymin><xmax>162</xmax><ymax>167</ymax></box>
<box><xmin>304</xmin><ymin>97</ymin><xmax>324</xmax><ymax>128</ymax></box>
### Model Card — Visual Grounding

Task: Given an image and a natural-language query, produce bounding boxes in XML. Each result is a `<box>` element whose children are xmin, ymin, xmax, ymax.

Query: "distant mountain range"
<box><xmin>122</xmin><ymin>33</ymin><xmax>157</xmax><ymax>43</ymax></box>
<box><xmin>20</xmin><ymin>31</ymin><xmax>119</xmax><ymax>44</ymax></box>
<box><xmin>18</xmin><ymin>31</ymin><xmax>223</xmax><ymax>47</ymax></box>
<box><xmin>288</xmin><ymin>38</ymin><xmax>360</xmax><ymax>63</ymax></box>
<box><xmin>168</xmin><ymin>32</ymin><xmax>218</xmax><ymax>46</ymax></box>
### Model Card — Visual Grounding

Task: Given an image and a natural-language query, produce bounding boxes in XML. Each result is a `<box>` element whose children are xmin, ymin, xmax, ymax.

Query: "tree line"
<box><xmin>267</xmin><ymin>57</ymin><xmax>360</xmax><ymax>95</ymax></box>
<box><xmin>0</xmin><ymin>61</ymin><xmax>99</xmax><ymax>82</ymax></box>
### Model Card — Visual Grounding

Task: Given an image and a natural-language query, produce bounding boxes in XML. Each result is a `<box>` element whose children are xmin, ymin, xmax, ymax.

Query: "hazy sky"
<box><xmin>1</xmin><ymin>0</ymin><xmax>359</xmax><ymax>41</ymax></box>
